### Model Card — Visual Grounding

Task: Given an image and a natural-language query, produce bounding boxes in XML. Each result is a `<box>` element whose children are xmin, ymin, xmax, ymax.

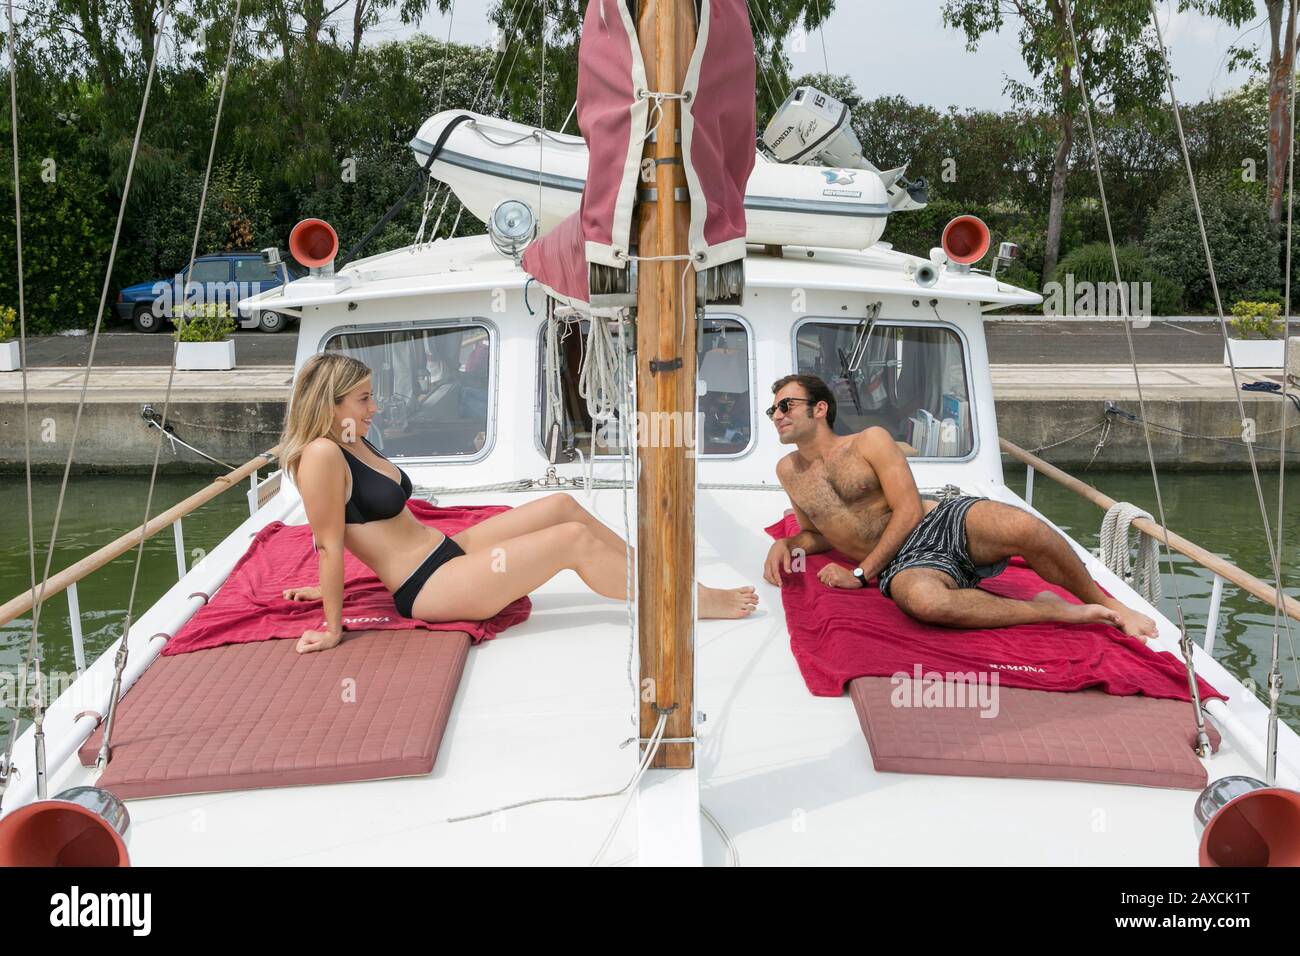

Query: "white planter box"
<box><xmin>1224</xmin><ymin>337</ymin><xmax>1285</xmax><ymax>369</ymax></box>
<box><xmin>0</xmin><ymin>340</ymin><xmax>19</xmax><ymax>371</ymax></box>
<box><xmin>176</xmin><ymin>339</ymin><xmax>236</xmax><ymax>371</ymax></box>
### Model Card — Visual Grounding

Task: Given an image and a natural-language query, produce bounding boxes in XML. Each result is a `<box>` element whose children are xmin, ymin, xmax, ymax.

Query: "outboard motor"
<box><xmin>761</xmin><ymin>85</ymin><xmax>927</xmax><ymax>213</ymax></box>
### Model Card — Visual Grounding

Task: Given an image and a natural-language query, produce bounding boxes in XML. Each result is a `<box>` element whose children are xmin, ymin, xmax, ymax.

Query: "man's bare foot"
<box><xmin>1105</xmin><ymin>601</ymin><xmax>1158</xmax><ymax>642</ymax></box>
<box><xmin>1031</xmin><ymin>591</ymin><xmax>1122</xmax><ymax>629</ymax></box>
<box><xmin>698</xmin><ymin>584</ymin><xmax>759</xmax><ymax>620</ymax></box>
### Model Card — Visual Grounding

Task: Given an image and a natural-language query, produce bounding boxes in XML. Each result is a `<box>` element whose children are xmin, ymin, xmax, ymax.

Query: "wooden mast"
<box><xmin>634</xmin><ymin>0</ymin><xmax>697</xmax><ymax>769</ymax></box>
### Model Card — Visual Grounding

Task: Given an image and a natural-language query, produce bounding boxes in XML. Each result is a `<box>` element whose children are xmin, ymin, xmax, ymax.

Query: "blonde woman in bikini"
<box><xmin>280</xmin><ymin>353</ymin><xmax>758</xmax><ymax>653</ymax></box>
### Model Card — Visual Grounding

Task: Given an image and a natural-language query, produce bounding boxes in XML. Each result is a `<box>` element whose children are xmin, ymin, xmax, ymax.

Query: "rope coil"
<box><xmin>1099</xmin><ymin>502</ymin><xmax>1163</xmax><ymax>605</ymax></box>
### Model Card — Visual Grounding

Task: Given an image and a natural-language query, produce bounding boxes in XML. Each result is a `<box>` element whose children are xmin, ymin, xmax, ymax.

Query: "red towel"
<box><xmin>162</xmin><ymin>499</ymin><xmax>531</xmax><ymax>655</ymax></box>
<box><xmin>764</xmin><ymin>513</ymin><xmax>1224</xmax><ymax>702</ymax></box>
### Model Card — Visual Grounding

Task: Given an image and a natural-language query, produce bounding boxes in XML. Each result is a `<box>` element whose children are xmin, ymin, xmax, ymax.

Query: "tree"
<box><xmin>1197</xmin><ymin>0</ymin><xmax>1298</xmax><ymax>229</ymax></box>
<box><xmin>1262</xmin><ymin>0</ymin><xmax>1299</xmax><ymax>228</ymax></box>
<box><xmin>487</xmin><ymin>0</ymin><xmax>836</xmax><ymax>127</ymax></box>
<box><xmin>941</xmin><ymin>0</ymin><xmax>1172</xmax><ymax>281</ymax></box>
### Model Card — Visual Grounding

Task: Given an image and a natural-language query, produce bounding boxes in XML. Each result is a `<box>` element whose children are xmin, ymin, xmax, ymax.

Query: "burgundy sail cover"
<box><xmin>523</xmin><ymin>0</ymin><xmax>755</xmax><ymax>306</ymax></box>
<box><xmin>682</xmin><ymin>0</ymin><xmax>755</xmax><ymax>268</ymax></box>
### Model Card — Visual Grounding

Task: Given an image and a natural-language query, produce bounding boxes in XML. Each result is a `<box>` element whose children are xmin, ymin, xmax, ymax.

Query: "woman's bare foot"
<box><xmin>698</xmin><ymin>584</ymin><xmax>759</xmax><ymax>620</ymax></box>
<box><xmin>1031</xmin><ymin>591</ymin><xmax>1122</xmax><ymax>629</ymax></box>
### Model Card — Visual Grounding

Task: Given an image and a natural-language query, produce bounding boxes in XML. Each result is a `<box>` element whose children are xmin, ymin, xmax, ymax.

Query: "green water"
<box><xmin>1006</xmin><ymin>466</ymin><xmax>1300</xmax><ymax>728</ymax></box>
<box><xmin>0</xmin><ymin>474</ymin><xmax>253</xmax><ymax>730</ymax></box>
<box><xmin>0</xmin><ymin>469</ymin><xmax>1297</xmax><ymax>736</ymax></box>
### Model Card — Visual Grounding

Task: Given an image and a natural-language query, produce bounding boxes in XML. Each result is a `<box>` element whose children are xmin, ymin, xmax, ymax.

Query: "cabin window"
<box><xmin>536</xmin><ymin>315</ymin><xmax>753</xmax><ymax>458</ymax></box>
<box><xmin>324</xmin><ymin>322</ymin><xmax>492</xmax><ymax>459</ymax></box>
<box><xmin>793</xmin><ymin>320</ymin><xmax>974</xmax><ymax>457</ymax></box>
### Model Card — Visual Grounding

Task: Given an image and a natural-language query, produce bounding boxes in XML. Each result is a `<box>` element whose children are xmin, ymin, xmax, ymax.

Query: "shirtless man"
<box><xmin>761</xmin><ymin>374</ymin><xmax>1157</xmax><ymax>640</ymax></box>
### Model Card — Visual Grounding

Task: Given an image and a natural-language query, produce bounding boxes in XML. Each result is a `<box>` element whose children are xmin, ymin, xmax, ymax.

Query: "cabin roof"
<box><xmin>238</xmin><ymin>233</ymin><xmax>1043</xmax><ymax>314</ymax></box>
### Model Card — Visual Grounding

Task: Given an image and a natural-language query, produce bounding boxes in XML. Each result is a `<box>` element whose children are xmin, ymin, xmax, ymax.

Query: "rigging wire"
<box><xmin>1061</xmin><ymin>0</ymin><xmax>1209</xmax><ymax>754</ymax></box>
<box><xmin>96</xmin><ymin>0</ymin><xmax>245</xmax><ymax>774</ymax></box>
<box><xmin>423</xmin><ymin>0</ymin><xmax>538</xmax><ymax>242</ymax></box>
<box><xmin>0</xmin><ymin>0</ymin><xmax>38</xmax><ymax>802</ymax></box>
<box><xmin>539</xmin><ymin>0</ymin><xmax>545</xmax><ymax>226</ymax></box>
<box><xmin>1145</xmin><ymin>0</ymin><xmax>1300</xmax><ymax>701</ymax></box>
<box><xmin>1265</xmin><ymin>0</ymin><xmax>1299</xmax><ymax>782</ymax></box>
<box><xmin>0</xmin><ymin>0</ymin><xmax>177</xmax><ymax>807</ymax></box>
<box><xmin>812</xmin><ymin>0</ymin><xmax>829</xmax><ymax>76</ymax></box>
<box><xmin>744</xmin><ymin>0</ymin><xmax>786</xmax><ymax>114</ymax></box>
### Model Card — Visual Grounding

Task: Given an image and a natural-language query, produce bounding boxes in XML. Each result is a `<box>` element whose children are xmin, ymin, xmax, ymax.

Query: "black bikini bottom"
<box><xmin>392</xmin><ymin>534</ymin><xmax>465</xmax><ymax>619</ymax></box>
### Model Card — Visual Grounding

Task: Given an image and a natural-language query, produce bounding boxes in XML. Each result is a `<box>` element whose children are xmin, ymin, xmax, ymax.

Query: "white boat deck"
<box><xmin>8</xmin><ymin>232</ymin><xmax>1297</xmax><ymax>866</ymax></box>
<box><xmin>31</xmin><ymin>480</ymin><xmax>1295</xmax><ymax>866</ymax></box>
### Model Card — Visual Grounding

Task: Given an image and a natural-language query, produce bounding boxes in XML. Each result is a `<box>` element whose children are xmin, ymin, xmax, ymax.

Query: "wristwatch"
<box><xmin>852</xmin><ymin>567</ymin><xmax>867</xmax><ymax>587</ymax></box>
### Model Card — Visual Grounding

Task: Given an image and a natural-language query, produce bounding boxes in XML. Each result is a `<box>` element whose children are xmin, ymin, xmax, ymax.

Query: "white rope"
<box><xmin>591</xmin><ymin>713</ymin><xmax>666</xmax><ymax>866</ymax></box>
<box><xmin>411</xmin><ymin>178</ymin><xmax>443</xmax><ymax>249</ymax></box>
<box><xmin>1099</xmin><ymin>503</ymin><xmax>1163</xmax><ymax>605</ymax></box>
<box><xmin>638</xmin><ymin>88</ymin><xmax>690</xmax><ymax>143</ymax></box>
<box><xmin>543</xmin><ymin>307</ymin><xmax>567</xmax><ymax>439</ymax></box>
<box><xmin>466</xmin><ymin>121</ymin><xmax>577</xmax><ymax>148</ymax></box>
<box><xmin>577</xmin><ymin>314</ymin><xmax>623</xmax><ymax>425</ymax></box>
<box><xmin>443</xmin><ymin>713</ymin><xmax>666</xmax><ymax>825</ymax></box>
<box><xmin>617</xmin><ymin>312</ymin><xmax>638</xmax><ymax>710</ymax></box>
<box><xmin>573</xmin><ymin>444</ymin><xmax>592</xmax><ymax>500</ymax></box>
<box><xmin>701</xmin><ymin>803</ymin><xmax>740</xmax><ymax>867</ymax></box>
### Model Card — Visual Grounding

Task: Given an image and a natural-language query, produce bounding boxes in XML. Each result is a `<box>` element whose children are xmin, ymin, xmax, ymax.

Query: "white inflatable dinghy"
<box><xmin>409</xmin><ymin>109</ymin><xmax>894</xmax><ymax>251</ymax></box>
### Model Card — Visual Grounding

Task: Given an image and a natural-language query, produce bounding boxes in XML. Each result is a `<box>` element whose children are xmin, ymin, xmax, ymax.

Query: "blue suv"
<box><xmin>115</xmin><ymin>252</ymin><xmax>299</xmax><ymax>333</ymax></box>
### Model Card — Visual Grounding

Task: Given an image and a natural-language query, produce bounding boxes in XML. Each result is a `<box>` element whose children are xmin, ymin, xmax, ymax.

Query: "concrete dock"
<box><xmin>993</xmin><ymin>364</ymin><xmax>1297</xmax><ymax>468</ymax></box>
<box><xmin>0</xmin><ymin>366</ymin><xmax>290</xmax><ymax>472</ymax></box>
<box><xmin>1</xmin><ymin>321</ymin><xmax>1296</xmax><ymax>471</ymax></box>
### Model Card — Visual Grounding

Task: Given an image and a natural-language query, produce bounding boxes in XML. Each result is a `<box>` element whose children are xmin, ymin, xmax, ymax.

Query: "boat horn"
<box><xmin>1193</xmin><ymin>775</ymin><xmax>1300</xmax><ymax>867</ymax></box>
<box><xmin>914</xmin><ymin>262</ymin><xmax>939</xmax><ymax>288</ymax></box>
<box><xmin>289</xmin><ymin>218</ymin><xmax>340</xmax><ymax>275</ymax></box>
<box><xmin>0</xmin><ymin>786</ymin><xmax>131</xmax><ymax>866</ymax></box>
<box><xmin>941</xmin><ymin>215</ymin><xmax>990</xmax><ymax>268</ymax></box>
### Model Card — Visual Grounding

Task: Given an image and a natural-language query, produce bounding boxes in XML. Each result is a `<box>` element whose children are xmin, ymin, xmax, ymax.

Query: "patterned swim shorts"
<box><xmin>876</xmin><ymin>495</ymin><xmax>1008</xmax><ymax>598</ymax></box>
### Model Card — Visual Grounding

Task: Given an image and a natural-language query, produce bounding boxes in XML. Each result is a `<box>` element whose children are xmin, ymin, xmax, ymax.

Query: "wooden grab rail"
<box><xmin>0</xmin><ymin>445</ymin><xmax>282</xmax><ymax>628</ymax></box>
<box><xmin>1000</xmin><ymin>437</ymin><xmax>1300</xmax><ymax>623</ymax></box>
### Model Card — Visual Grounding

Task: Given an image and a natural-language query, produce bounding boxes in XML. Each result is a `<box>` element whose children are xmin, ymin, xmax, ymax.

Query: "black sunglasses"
<box><xmin>765</xmin><ymin>397</ymin><xmax>816</xmax><ymax>419</ymax></box>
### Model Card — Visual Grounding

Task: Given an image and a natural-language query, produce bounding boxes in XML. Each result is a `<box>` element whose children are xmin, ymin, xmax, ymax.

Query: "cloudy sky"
<box><xmin>372</xmin><ymin>0</ymin><xmax>1272</xmax><ymax>112</ymax></box>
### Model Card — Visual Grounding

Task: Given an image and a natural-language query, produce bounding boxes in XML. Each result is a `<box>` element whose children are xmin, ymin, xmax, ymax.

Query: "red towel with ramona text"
<box><xmin>764</xmin><ymin>513</ymin><xmax>1223</xmax><ymax>702</ymax></box>
<box><xmin>162</xmin><ymin>500</ymin><xmax>530</xmax><ymax>655</ymax></box>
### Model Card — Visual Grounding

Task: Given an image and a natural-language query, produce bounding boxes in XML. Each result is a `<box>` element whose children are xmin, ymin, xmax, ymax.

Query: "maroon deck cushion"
<box><xmin>78</xmin><ymin>629</ymin><xmax>469</xmax><ymax>799</ymax></box>
<box><xmin>850</xmin><ymin>677</ymin><xmax>1221</xmax><ymax>790</ymax></box>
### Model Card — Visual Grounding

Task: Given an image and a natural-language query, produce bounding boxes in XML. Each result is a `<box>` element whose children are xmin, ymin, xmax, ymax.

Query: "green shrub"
<box><xmin>1240</xmin><ymin>288</ymin><xmax>1285</xmax><ymax>307</ymax></box>
<box><xmin>1229</xmin><ymin>300</ymin><xmax>1283</xmax><ymax>339</ymax></box>
<box><xmin>173</xmin><ymin>303</ymin><xmax>236</xmax><ymax>342</ymax></box>
<box><xmin>1144</xmin><ymin>175</ymin><xmax>1280</xmax><ymax>311</ymax></box>
<box><xmin>0</xmin><ymin>305</ymin><xmax>15</xmax><ymax>343</ymax></box>
<box><xmin>1049</xmin><ymin>242</ymin><xmax>1182</xmax><ymax>316</ymax></box>
<box><xmin>0</xmin><ymin>158</ymin><xmax>111</xmax><ymax>334</ymax></box>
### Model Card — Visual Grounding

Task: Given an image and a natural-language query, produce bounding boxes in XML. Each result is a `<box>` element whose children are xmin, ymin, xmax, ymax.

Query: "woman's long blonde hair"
<box><xmin>280</xmin><ymin>352</ymin><xmax>373</xmax><ymax>484</ymax></box>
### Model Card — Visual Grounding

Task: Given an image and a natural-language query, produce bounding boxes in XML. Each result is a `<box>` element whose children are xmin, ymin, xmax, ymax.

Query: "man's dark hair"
<box><xmin>772</xmin><ymin>373</ymin><xmax>836</xmax><ymax>428</ymax></box>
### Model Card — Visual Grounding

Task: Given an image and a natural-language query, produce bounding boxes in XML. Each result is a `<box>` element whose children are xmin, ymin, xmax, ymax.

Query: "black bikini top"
<box><xmin>340</xmin><ymin>435</ymin><xmax>412</xmax><ymax>524</ymax></box>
